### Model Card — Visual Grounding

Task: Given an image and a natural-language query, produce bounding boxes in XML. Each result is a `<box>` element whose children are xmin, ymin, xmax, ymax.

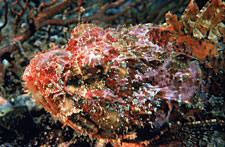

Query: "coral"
<box><xmin>165</xmin><ymin>0</ymin><xmax>225</xmax><ymax>66</ymax></box>
<box><xmin>22</xmin><ymin>0</ymin><xmax>225</xmax><ymax>146</ymax></box>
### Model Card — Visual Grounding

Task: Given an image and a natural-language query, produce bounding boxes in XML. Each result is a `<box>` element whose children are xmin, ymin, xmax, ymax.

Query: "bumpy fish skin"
<box><xmin>22</xmin><ymin>0</ymin><xmax>224</xmax><ymax>146</ymax></box>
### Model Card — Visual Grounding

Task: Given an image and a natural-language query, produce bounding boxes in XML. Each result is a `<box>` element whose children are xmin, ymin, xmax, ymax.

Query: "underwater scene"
<box><xmin>0</xmin><ymin>0</ymin><xmax>225</xmax><ymax>146</ymax></box>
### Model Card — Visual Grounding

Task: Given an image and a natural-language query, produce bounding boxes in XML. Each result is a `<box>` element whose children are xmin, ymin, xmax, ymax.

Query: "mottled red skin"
<box><xmin>22</xmin><ymin>0</ymin><xmax>225</xmax><ymax>145</ymax></box>
<box><xmin>23</xmin><ymin>23</ymin><xmax>203</xmax><ymax>146</ymax></box>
